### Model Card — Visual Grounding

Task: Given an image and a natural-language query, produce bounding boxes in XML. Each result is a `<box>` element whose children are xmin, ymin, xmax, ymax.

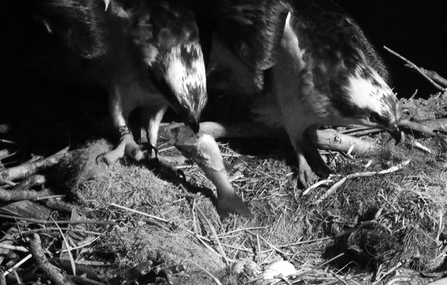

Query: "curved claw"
<box><xmin>96</xmin><ymin>152</ymin><xmax>111</xmax><ymax>165</ymax></box>
<box><xmin>149</xmin><ymin>144</ymin><xmax>159</xmax><ymax>158</ymax></box>
<box><xmin>216</xmin><ymin>192</ymin><xmax>253</xmax><ymax>220</ymax></box>
<box><xmin>297</xmin><ymin>165</ymin><xmax>317</xmax><ymax>189</ymax></box>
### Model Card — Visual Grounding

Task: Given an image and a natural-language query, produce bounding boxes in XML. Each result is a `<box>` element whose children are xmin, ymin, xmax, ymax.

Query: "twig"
<box><xmin>166</xmin><ymin>122</ymin><xmax>378</xmax><ymax>155</ymax></box>
<box><xmin>0</xmin><ymin>187</ymin><xmax>53</xmax><ymax>201</ymax></box>
<box><xmin>0</xmin><ymin>214</ymin><xmax>115</xmax><ymax>225</ymax></box>
<box><xmin>258</xmin><ymin>235</ymin><xmax>291</xmax><ymax>257</ymax></box>
<box><xmin>109</xmin><ymin>203</ymin><xmax>170</xmax><ymax>223</ymax></box>
<box><xmin>191</xmin><ymin>261</ymin><xmax>223</xmax><ymax>285</ymax></box>
<box><xmin>374</xmin><ymin>262</ymin><xmax>402</xmax><ymax>284</ymax></box>
<box><xmin>0</xmin><ymin>244</ymin><xmax>28</xmax><ymax>252</ymax></box>
<box><xmin>17</xmin><ymin>227</ymin><xmax>102</xmax><ymax>236</ymax></box>
<box><xmin>3</xmin><ymin>253</ymin><xmax>32</xmax><ymax>277</ymax></box>
<box><xmin>49</xmin><ymin>216</ymin><xmax>77</xmax><ymax>276</ymax></box>
<box><xmin>195</xmin><ymin>206</ymin><xmax>230</xmax><ymax>266</ymax></box>
<box><xmin>0</xmin><ymin>270</ymin><xmax>5</xmax><ymax>285</ymax></box>
<box><xmin>384</xmin><ymin>46</ymin><xmax>446</xmax><ymax>91</ymax></box>
<box><xmin>0</xmin><ymin>147</ymin><xmax>69</xmax><ymax>181</ymax></box>
<box><xmin>399</xmin><ymin>120</ymin><xmax>437</xmax><ymax>137</ymax></box>
<box><xmin>334</xmin><ymin>220</ymin><xmax>378</xmax><ymax>239</ymax></box>
<box><xmin>57</xmin><ymin>236</ymin><xmax>102</xmax><ymax>254</ymax></box>
<box><xmin>277</xmin><ymin>237</ymin><xmax>331</xmax><ymax>247</ymax></box>
<box><xmin>13</xmin><ymin>174</ymin><xmax>46</xmax><ymax>190</ymax></box>
<box><xmin>314</xmin><ymin>160</ymin><xmax>411</xmax><ymax>204</ymax></box>
<box><xmin>28</xmin><ymin>233</ymin><xmax>76</xmax><ymax>285</ymax></box>
<box><xmin>0</xmin><ymin>177</ymin><xmax>16</xmax><ymax>187</ymax></box>
<box><xmin>68</xmin><ymin>276</ymin><xmax>105</xmax><ymax>285</ymax></box>
<box><xmin>341</xmin><ymin>127</ymin><xmax>383</xmax><ymax>137</ymax></box>
<box><xmin>413</xmin><ymin>141</ymin><xmax>433</xmax><ymax>153</ymax></box>
<box><xmin>0</xmin><ymin>226</ymin><xmax>19</xmax><ymax>264</ymax></box>
<box><xmin>410</xmin><ymin>66</ymin><xmax>447</xmax><ymax>87</ymax></box>
<box><xmin>0</xmin><ymin>139</ymin><xmax>15</xmax><ymax>145</ymax></box>
<box><xmin>301</xmin><ymin>178</ymin><xmax>334</xmax><ymax>196</ymax></box>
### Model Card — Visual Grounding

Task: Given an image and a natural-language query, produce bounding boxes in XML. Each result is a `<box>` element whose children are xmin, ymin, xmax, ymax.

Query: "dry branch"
<box><xmin>416</xmin><ymin>118</ymin><xmax>447</xmax><ymax>132</ymax></box>
<box><xmin>315</xmin><ymin>129</ymin><xmax>378</xmax><ymax>155</ymax></box>
<box><xmin>29</xmin><ymin>233</ymin><xmax>76</xmax><ymax>285</ymax></box>
<box><xmin>384</xmin><ymin>46</ymin><xmax>446</xmax><ymax>91</ymax></box>
<box><xmin>0</xmin><ymin>227</ymin><xmax>20</xmax><ymax>264</ymax></box>
<box><xmin>314</xmin><ymin>160</ymin><xmax>411</xmax><ymax>204</ymax></box>
<box><xmin>2</xmin><ymin>200</ymin><xmax>52</xmax><ymax>220</ymax></box>
<box><xmin>164</xmin><ymin>122</ymin><xmax>379</xmax><ymax>155</ymax></box>
<box><xmin>12</xmin><ymin>174</ymin><xmax>46</xmax><ymax>190</ymax></box>
<box><xmin>68</xmin><ymin>276</ymin><xmax>105</xmax><ymax>285</ymax></box>
<box><xmin>410</xmin><ymin>66</ymin><xmax>447</xmax><ymax>87</ymax></box>
<box><xmin>0</xmin><ymin>214</ymin><xmax>115</xmax><ymax>225</ymax></box>
<box><xmin>399</xmin><ymin>120</ymin><xmax>437</xmax><ymax>137</ymax></box>
<box><xmin>0</xmin><ymin>187</ymin><xmax>53</xmax><ymax>201</ymax></box>
<box><xmin>0</xmin><ymin>147</ymin><xmax>69</xmax><ymax>181</ymax></box>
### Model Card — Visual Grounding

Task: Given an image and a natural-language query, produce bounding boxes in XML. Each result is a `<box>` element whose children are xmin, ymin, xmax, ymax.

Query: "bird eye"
<box><xmin>370</xmin><ymin>112</ymin><xmax>386</xmax><ymax>125</ymax></box>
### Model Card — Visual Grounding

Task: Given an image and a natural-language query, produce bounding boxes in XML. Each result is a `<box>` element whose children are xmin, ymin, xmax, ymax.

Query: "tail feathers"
<box><xmin>40</xmin><ymin>0</ymin><xmax>108</xmax><ymax>58</ymax></box>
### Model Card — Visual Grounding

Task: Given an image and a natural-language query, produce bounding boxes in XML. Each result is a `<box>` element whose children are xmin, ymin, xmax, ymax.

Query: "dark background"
<box><xmin>2</xmin><ymin>1</ymin><xmax>447</xmax><ymax>98</ymax></box>
<box><xmin>335</xmin><ymin>0</ymin><xmax>447</xmax><ymax>98</ymax></box>
<box><xmin>0</xmin><ymin>0</ymin><xmax>445</xmax><ymax>158</ymax></box>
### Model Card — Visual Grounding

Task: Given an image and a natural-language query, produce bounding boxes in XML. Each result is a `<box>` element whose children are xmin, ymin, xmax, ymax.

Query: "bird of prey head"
<box><xmin>41</xmin><ymin>0</ymin><xmax>208</xmax><ymax>133</ymax></box>
<box><xmin>129</xmin><ymin>0</ymin><xmax>207</xmax><ymax>132</ymax></box>
<box><xmin>286</xmin><ymin>0</ymin><xmax>402</xmax><ymax>142</ymax></box>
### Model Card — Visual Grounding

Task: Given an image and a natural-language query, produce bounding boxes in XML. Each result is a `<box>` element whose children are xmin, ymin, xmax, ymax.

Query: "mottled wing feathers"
<box><xmin>131</xmin><ymin>0</ymin><xmax>199</xmax><ymax>51</ymax></box>
<box><xmin>215</xmin><ymin>0</ymin><xmax>289</xmax><ymax>71</ymax></box>
<box><xmin>184</xmin><ymin>0</ymin><xmax>289</xmax><ymax>71</ymax></box>
<box><xmin>42</xmin><ymin>0</ymin><xmax>108</xmax><ymax>58</ymax></box>
<box><xmin>290</xmin><ymin>0</ymin><xmax>389</xmax><ymax>80</ymax></box>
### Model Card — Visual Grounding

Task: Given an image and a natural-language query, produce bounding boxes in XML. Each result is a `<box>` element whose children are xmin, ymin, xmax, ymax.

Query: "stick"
<box><xmin>0</xmin><ymin>214</ymin><xmax>115</xmax><ymax>225</ymax></box>
<box><xmin>195</xmin><ymin>207</ymin><xmax>230</xmax><ymax>266</ymax></box>
<box><xmin>409</xmin><ymin>66</ymin><xmax>447</xmax><ymax>87</ymax></box>
<box><xmin>3</xmin><ymin>253</ymin><xmax>32</xmax><ymax>277</ymax></box>
<box><xmin>384</xmin><ymin>46</ymin><xmax>446</xmax><ymax>91</ymax></box>
<box><xmin>314</xmin><ymin>160</ymin><xmax>411</xmax><ymax>204</ymax></box>
<box><xmin>0</xmin><ymin>147</ymin><xmax>69</xmax><ymax>181</ymax></box>
<box><xmin>68</xmin><ymin>276</ymin><xmax>105</xmax><ymax>285</ymax></box>
<box><xmin>109</xmin><ymin>203</ymin><xmax>170</xmax><ymax>223</ymax></box>
<box><xmin>191</xmin><ymin>261</ymin><xmax>223</xmax><ymax>285</ymax></box>
<box><xmin>399</xmin><ymin>120</ymin><xmax>437</xmax><ymax>137</ymax></box>
<box><xmin>29</xmin><ymin>233</ymin><xmax>76</xmax><ymax>285</ymax></box>
<box><xmin>0</xmin><ymin>187</ymin><xmax>53</xmax><ymax>201</ymax></box>
<box><xmin>164</xmin><ymin>122</ymin><xmax>379</xmax><ymax>156</ymax></box>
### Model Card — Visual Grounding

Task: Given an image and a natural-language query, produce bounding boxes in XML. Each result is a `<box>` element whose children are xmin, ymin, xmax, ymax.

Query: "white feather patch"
<box><xmin>347</xmin><ymin>68</ymin><xmax>394</xmax><ymax>114</ymax></box>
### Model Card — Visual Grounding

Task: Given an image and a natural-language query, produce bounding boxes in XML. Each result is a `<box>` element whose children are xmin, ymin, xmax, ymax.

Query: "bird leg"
<box><xmin>302</xmin><ymin>125</ymin><xmax>332</xmax><ymax>179</ymax></box>
<box><xmin>286</xmin><ymin>126</ymin><xmax>331</xmax><ymax>188</ymax></box>
<box><xmin>141</xmin><ymin>105</ymin><xmax>168</xmax><ymax>159</ymax></box>
<box><xmin>97</xmin><ymin>85</ymin><xmax>163</xmax><ymax>164</ymax></box>
<box><xmin>96</xmin><ymin>125</ymin><xmax>145</xmax><ymax>165</ymax></box>
<box><xmin>290</xmin><ymin>141</ymin><xmax>318</xmax><ymax>189</ymax></box>
<box><xmin>166</xmin><ymin>125</ymin><xmax>252</xmax><ymax>219</ymax></box>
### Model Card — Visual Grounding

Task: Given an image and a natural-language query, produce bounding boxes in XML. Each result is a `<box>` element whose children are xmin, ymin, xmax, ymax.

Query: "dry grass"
<box><xmin>16</xmin><ymin>126</ymin><xmax>441</xmax><ymax>285</ymax></box>
<box><xmin>1</xmin><ymin>60</ymin><xmax>447</xmax><ymax>285</ymax></box>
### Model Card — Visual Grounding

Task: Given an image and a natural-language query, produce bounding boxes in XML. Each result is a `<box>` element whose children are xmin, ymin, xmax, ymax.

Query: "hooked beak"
<box><xmin>187</xmin><ymin>117</ymin><xmax>200</xmax><ymax>134</ymax></box>
<box><xmin>387</xmin><ymin>124</ymin><xmax>403</xmax><ymax>144</ymax></box>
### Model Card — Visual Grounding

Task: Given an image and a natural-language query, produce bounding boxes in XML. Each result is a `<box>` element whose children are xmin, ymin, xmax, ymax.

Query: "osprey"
<box><xmin>41</xmin><ymin>0</ymin><xmax>208</xmax><ymax>163</ymax></box>
<box><xmin>203</xmin><ymin>0</ymin><xmax>402</xmax><ymax>188</ymax></box>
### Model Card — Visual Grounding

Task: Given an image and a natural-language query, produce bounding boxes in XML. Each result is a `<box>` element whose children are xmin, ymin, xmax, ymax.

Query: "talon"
<box><xmin>96</xmin><ymin>153</ymin><xmax>110</xmax><ymax>165</ymax></box>
<box><xmin>216</xmin><ymin>192</ymin><xmax>253</xmax><ymax>219</ymax></box>
<box><xmin>176</xmin><ymin>169</ymin><xmax>186</xmax><ymax>182</ymax></box>
<box><xmin>149</xmin><ymin>144</ymin><xmax>159</xmax><ymax>158</ymax></box>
